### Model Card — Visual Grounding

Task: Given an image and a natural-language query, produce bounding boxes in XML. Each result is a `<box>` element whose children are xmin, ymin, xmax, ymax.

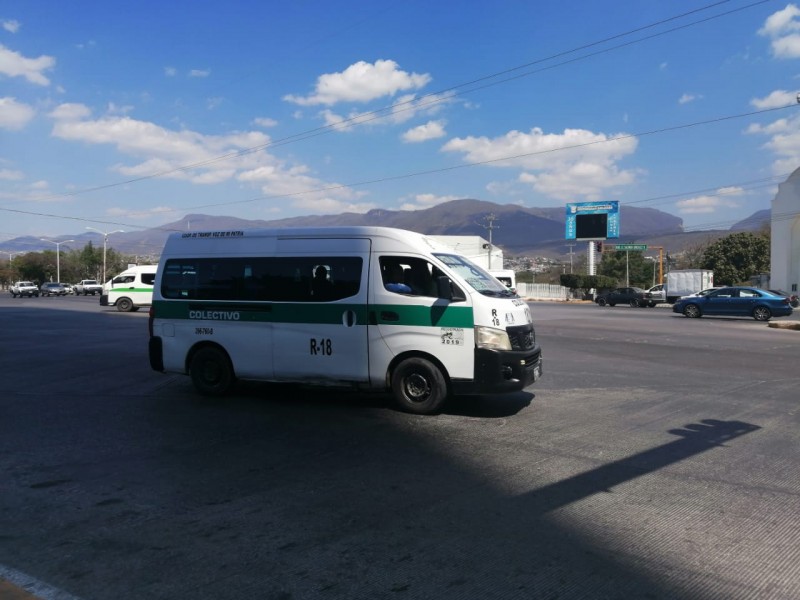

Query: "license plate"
<box><xmin>532</xmin><ymin>357</ymin><xmax>542</xmax><ymax>381</ymax></box>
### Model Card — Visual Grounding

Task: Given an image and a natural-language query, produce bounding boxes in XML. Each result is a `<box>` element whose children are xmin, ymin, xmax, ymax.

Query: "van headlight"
<box><xmin>475</xmin><ymin>326</ymin><xmax>511</xmax><ymax>350</ymax></box>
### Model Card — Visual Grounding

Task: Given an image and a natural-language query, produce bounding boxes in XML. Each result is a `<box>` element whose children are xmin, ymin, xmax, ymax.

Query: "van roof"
<box><xmin>162</xmin><ymin>226</ymin><xmax>454</xmax><ymax>253</ymax></box>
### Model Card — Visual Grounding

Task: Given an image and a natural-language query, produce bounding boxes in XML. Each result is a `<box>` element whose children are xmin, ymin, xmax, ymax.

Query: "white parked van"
<box><xmin>148</xmin><ymin>227</ymin><xmax>542</xmax><ymax>414</ymax></box>
<box><xmin>101</xmin><ymin>265</ymin><xmax>157</xmax><ymax>312</ymax></box>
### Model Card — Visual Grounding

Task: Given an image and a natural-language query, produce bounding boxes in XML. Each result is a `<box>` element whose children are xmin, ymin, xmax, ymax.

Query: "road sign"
<box><xmin>614</xmin><ymin>244</ymin><xmax>648</xmax><ymax>251</ymax></box>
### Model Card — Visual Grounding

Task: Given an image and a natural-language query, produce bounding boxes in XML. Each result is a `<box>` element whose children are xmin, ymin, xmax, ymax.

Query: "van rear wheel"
<box><xmin>391</xmin><ymin>357</ymin><xmax>448</xmax><ymax>414</ymax></box>
<box><xmin>190</xmin><ymin>346</ymin><xmax>235</xmax><ymax>396</ymax></box>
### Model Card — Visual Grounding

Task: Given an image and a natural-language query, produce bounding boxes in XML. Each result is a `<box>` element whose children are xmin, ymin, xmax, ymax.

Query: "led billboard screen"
<box><xmin>565</xmin><ymin>201</ymin><xmax>620</xmax><ymax>240</ymax></box>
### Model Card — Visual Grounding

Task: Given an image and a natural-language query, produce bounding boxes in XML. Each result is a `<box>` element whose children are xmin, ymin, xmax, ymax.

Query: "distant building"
<box><xmin>770</xmin><ymin>168</ymin><xmax>800</xmax><ymax>293</ymax></box>
<box><xmin>429</xmin><ymin>236</ymin><xmax>504</xmax><ymax>270</ymax></box>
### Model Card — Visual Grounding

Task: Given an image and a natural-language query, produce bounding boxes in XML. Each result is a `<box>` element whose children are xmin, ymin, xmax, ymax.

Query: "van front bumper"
<box><xmin>99</xmin><ymin>294</ymin><xmax>109</xmax><ymax>306</ymax></box>
<box><xmin>452</xmin><ymin>345</ymin><xmax>542</xmax><ymax>395</ymax></box>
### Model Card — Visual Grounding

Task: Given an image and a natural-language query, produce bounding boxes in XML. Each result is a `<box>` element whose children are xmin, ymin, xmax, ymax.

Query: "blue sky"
<box><xmin>2</xmin><ymin>0</ymin><xmax>800</xmax><ymax>242</ymax></box>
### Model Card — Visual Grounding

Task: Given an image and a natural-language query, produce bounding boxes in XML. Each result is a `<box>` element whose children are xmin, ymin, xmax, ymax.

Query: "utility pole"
<box><xmin>566</xmin><ymin>244</ymin><xmax>575</xmax><ymax>274</ymax></box>
<box><xmin>479</xmin><ymin>213</ymin><xmax>499</xmax><ymax>270</ymax></box>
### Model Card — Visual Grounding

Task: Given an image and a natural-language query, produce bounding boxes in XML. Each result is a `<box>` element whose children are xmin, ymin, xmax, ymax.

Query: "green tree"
<box><xmin>675</xmin><ymin>236</ymin><xmax>715</xmax><ymax>269</ymax></box>
<box><xmin>11</xmin><ymin>252</ymin><xmax>49</xmax><ymax>283</ymax></box>
<box><xmin>597</xmin><ymin>250</ymin><xmax>653</xmax><ymax>288</ymax></box>
<box><xmin>104</xmin><ymin>247</ymin><xmax>131</xmax><ymax>281</ymax></box>
<box><xmin>701</xmin><ymin>232</ymin><xmax>770</xmax><ymax>285</ymax></box>
<box><xmin>78</xmin><ymin>241</ymin><xmax>103</xmax><ymax>280</ymax></box>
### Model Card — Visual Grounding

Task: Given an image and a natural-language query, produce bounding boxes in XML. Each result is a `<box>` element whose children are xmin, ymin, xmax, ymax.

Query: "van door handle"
<box><xmin>380</xmin><ymin>311</ymin><xmax>399</xmax><ymax>322</ymax></box>
<box><xmin>342</xmin><ymin>310</ymin><xmax>357</xmax><ymax>327</ymax></box>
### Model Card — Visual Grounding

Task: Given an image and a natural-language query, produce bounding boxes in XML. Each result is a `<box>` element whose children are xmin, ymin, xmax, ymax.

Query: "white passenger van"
<box><xmin>148</xmin><ymin>227</ymin><xmax>542</xmax><ymax>414</ymax></box>
<box><xmin>101</xmin><ymin>265</ymin><xmax>157</xmax><ymax>312</ymax></box>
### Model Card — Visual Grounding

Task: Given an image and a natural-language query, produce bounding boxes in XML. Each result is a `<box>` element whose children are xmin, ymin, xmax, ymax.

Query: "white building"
<box><xmin>770</xmin><ymin>168</ymin><xmax>800</xmax><ymax>293</ymax></box>
<box><xmin>429</xmin><ymin>236</ymin><xmax>504</xmax><ymax>270</ymax></box>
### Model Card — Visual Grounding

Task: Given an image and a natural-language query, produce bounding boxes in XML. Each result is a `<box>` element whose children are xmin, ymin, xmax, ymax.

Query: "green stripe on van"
<box><xmin>152</xmin><ymin>300</ymin><xmax>473</xmax><ymax>328</ymax></box>
<box><xmin>111</xmin><ymin>287</ymin><xmax>152</xmax><ymax>293</ymax></box>
<box><xmin>371</xmin><ymin>304</ymin><xmax>474</xmax><ymax>327</ymax></box>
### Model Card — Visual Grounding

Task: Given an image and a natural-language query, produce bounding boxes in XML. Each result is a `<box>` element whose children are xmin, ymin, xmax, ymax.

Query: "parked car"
<box><xmin>40</xmin><ymin>282</ymin><xmax>67</xmax><ymax>296</ymax></box>
<box><xmin>10</xmin><ymin>281</ymin><xmax>39</xmax><ymax>298</ymax></box>
<box><xmin>768</xmin><ymin>289</ymin><xmax>800</xmax><ymax>308</ymax></box>
<box><xmin>595</xmin><ymin>287</ymin><xmax>652</xmax><ymax>308</ymax></box>
<box><xmin>673</xmin><ymin>287</ymin><xmax>794</xmax><ymax>321</ymax></box>
<box><xmin>62</xmin><ymin>283</ymin><xmax>74</xmax><ymax>295</ymax></box>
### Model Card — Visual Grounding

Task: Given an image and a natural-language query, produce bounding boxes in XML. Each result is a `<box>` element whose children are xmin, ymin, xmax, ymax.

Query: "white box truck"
<box><xmin>665</xmin><ymin>269</ymin><xmax>714</xmax><ymax>304</ymax></box>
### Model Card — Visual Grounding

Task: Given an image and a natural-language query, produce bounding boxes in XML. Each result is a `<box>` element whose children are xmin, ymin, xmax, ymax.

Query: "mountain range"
<box><xmin>3</xmin><ymin>200</ymin><xmax>770</xmax><ymax>259</ymax></box>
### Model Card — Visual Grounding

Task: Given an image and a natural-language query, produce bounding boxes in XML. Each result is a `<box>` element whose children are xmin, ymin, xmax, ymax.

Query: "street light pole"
<box><xmin>40</xmin><ymin>239</ymin><xmax>75</xmax><ymax>283</ymax></box>
<box><xmin>85</xmin><ymin>227</ymin><xmax>124</xmax><ymax>283</ymax></box>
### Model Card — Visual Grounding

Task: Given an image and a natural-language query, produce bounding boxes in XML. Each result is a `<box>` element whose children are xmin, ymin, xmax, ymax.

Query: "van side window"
<box><xmin>141</xmin><ymin>273</ymin><xmax>156</xmax><ymax>285</ymax></box>
<box><xmin>379</xmin><ymin>256</ymin><xmax>438</xmax><ymax>297</ymax></box>
<box><xmin>161</xmin><ymin>257</ymin><xmax>362</xmax><ymax>302</ymax></box>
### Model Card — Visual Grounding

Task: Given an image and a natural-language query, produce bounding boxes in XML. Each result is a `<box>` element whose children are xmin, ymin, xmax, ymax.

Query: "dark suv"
<box><xmin>595</xmin><ymin>287</ymin><xmax>652</xmax><ymax>308</ymax></box>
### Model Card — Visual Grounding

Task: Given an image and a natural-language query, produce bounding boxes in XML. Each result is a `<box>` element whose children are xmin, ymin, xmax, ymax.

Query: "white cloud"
<box><xmin>402</xmin><ymin>120</ymin><xmax>446</xmax><ymax>143</ymax></box>
<box><xmin>678</xmin><ymin>93</ymin><xmax>702</xmax><ymax>105</ymax></box>
<box><xmin>751</xmin><ymin>89</ymin><xmax>796</xmax><ymax>109</ymax></box>
<box><xmin>284</xmin><ymin>59</ymin><xmax>431</xmax><ymax>106</ymax></box>
<box><xmin>759</xmin><ymin>4</ymin><xmax>800</xmax><ymax>58</ymax></box>
<box><xmin>2</xmin><ymin>20</ymin><xmax>20</xmax><ymax>33</ymax></box>
<box><xmin>237</xmin><ymin>163</ymin><xmax>370</xmax><ymax>214</ymax></box>
<box><xmin>49</xmin><ymin>103</ymin><xmax>92</xmax><ymax>120</ymax></box>
<box><xmin>759</xmin><ymin>4</ymin><xmax>800</xmax><ymax>37</ymax></box>
<box><xmin>399</xmin><ymin>193</ymin><xmax>460</xmax><ymax>211</ymax></box>
<box><xmin>320</xmin><ymin>92</ymin><xmax>455</xmax><ymax>133</ymax></box>
<box><xmin>0</xmin><ymin>44</ymin><xmax>55</xmax><ymax>85</ymax></box>
<box><xmin>746</xmin><ymin>111</ymin><xmax>800</xmax><ymax>173</ymax></box>
<box><xmin>107</xmin><ymin>205</ymin><xmax>175</xmax><ymax>220</ymax></box>
<box><xmin>0</xmin><ymin>96</ymin><xmax>35</xmax><ymax>130</ymax></box>
<box><xmin>164</xmin><ymin>66</ymin><xmax>177</xmax><ymax>77</ymax></box>
<box><xmin>0</xmin><ymin>168</ymin><xmax>24</xmax><ymax>181</ymax></box>
<box><xmin>253</xmin><ymin>117</ymin><xmax>278</xmax><ymax>128</ymax></box>
<box><xmin>676</xmin><ymin>187</ymin><xmax>744</xmax><ymax>214</ymax></box>
<box><xmin>519</xmin><ymin>162</ymin><xmax>636</xmax><ymax>201</ymax></box>
<box><xmin>189</xmin><ymin>69</ymin><xmax>210</xmax><ymax>78</ymax></box>
<box><xmin>46</xmin><ymin>102</ymin><xmax>363</xmax><ymax>213</ymax></box>
<box><xmin>107</xmin><ymin>102</ymin><xmax>134</xmax><ymax>115</ymax></box>
<box><xmin>442</xmin><ymin>127</ymin><xmax>638</xmax><ymax>200</ymax></box>
<box><xmin>771</xmin><ymin>34</ymin><xmax>800</xmax><ymax>58</ymax></box>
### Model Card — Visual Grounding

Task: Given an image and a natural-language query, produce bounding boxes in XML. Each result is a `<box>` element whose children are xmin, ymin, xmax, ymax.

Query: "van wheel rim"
<box><xmin>405</xmin><ymin>373</ymin><xmax>431</xmax><ymax>402</ymax></box>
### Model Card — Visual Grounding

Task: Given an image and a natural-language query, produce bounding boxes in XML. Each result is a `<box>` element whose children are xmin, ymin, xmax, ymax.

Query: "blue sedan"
<box><xmin>673</xmin><ymin>286</ymin><xmax>794</xmax><ymax>321</ymax></box>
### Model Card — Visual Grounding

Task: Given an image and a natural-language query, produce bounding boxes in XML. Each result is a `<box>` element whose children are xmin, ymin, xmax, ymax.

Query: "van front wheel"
<box><xmin>116</xmin><ymin>297</ymin><xmax>133</xmax><ymax>312</ymax></box>
<box><xmin>190</xmin><ymin>346</ymin><xmax>235</xmax><ymax>396</ymax></box>
<box><xmin>391</xmin><ymin>357</ymin><xmax>448</xmax><ymax>415</ymax></box>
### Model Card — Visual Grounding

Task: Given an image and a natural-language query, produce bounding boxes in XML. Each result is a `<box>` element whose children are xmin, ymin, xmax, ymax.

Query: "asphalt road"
<box><xmin>1</xmin><ymin>294</ymin><xmax>799</xmax><ymax>600</ymax></box>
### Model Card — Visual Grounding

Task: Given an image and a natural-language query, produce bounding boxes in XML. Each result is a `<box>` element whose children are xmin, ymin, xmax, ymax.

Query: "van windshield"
<box><xmin>433</xmin><ymin>253</ymin><xmax>516</xmax><ymax>297</ymax></box>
